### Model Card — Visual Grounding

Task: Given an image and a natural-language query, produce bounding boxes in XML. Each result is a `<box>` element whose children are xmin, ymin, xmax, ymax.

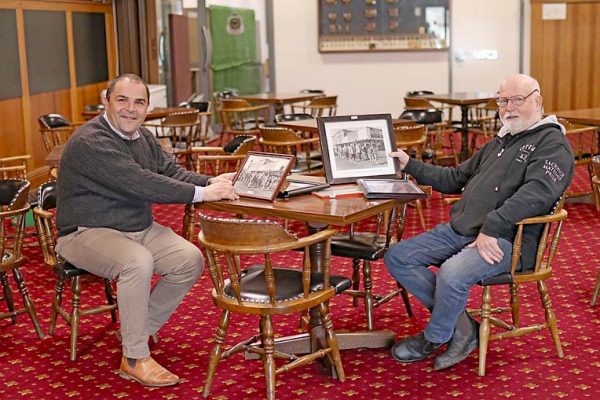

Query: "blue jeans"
<box><xmin>384</xmin><ymin>223</ymin><xmax>513</xmax><ymax>344</ymax></box>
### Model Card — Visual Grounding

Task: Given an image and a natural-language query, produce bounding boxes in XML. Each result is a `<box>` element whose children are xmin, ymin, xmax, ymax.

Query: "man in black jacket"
<box><xmin>385</xmin><ymin>74</ymin><xmax>574</xmax><ymax>370</ymax></box>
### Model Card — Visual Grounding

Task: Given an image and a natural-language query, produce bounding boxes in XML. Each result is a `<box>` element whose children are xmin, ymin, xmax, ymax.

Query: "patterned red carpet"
<box><xmin>1</xmin><ymin>171</ymin><xmax>598</xmax><ymax>399</ymax></box>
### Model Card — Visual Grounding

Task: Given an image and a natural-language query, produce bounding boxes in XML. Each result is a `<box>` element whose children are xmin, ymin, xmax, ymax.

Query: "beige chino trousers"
<box><xmin>56</xmin><ymin>222</ymin><xmax>203</xmax><ymax>359</ymax></box>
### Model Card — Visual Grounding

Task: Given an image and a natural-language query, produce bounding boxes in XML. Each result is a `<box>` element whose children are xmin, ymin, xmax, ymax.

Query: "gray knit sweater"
<box><xmin>56</xmin><ymin>116</ymin><xmax>210</xmax><ymax>236</ymax></box>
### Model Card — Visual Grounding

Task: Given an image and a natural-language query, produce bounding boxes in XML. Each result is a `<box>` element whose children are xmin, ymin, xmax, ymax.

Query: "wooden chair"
<box><xmin>180</xmin><ymin>137</ymin><xmax>256</xmax><ymax>242</ymax></box>
<box><xmin>330</xmin><ymin>204</ymin><xmax>413</xmax><ymax>330</ymax></box>
<box><xmin>0</xmin><ymin>155</ymin><xmax>42</xmax><ymax>247</ymax></box>
<box><xmin>288</xmin><ymin>89</ymin><xmax>325</xmax><ymax>113</ymax></box>
<box><xmin>469</xmin><ymin>99</ymin><xmax>500</xmax><ymax>154</ymax></box>
<box><xmin>394</xmin><ymin>124</ymin><xmax>428</xmax><ymax>229</ymax></box>
<box><xmin>197</xmin><ymin>214</ymin><xmax>349</xmax><ymax>400</ymax></box>
<box><xmin>259</xmin><ymin>126</ymin><xmax>323</xmax><ymax>173</ymax></box>
<box><xmin>304</xmin><ymin>95</ymin><xmax>338</xmax><ymax>117</ymax></box>
<box><xmin>399</xmin><ymin>109</ymin><xmax>457</xmax><ymax>165</ymax></box>
<box><xmin>38</xmin><ymin>114</ymin><xmax>77</xmax><ymax>154</ymax></box>
<box><xmin>0</xmin><ymin>179</ymin><xmax>44</xmax><ymax>339</ymax></box>
<box><xmin>404</xmin><ymin>94</ymin><xmax>453</xmax><ymax>125</ymax></box>
<box><xmin>469</xmin><ymin>198</ymin><xmax>569</xmax><ymax>376</ymax></box>
<box><xmin>33</xmin><ymin>181</ymin><xmax>118</xmax><ymax>360</ymax></box>
<box><xmin>218</xmin><ymin>98</ymin><xmax>269</xmax><ymax>144</ymax></box>
<box><xmin>560</xmin><ymin>118</ymin><xmax>599</xmax><ymax>199</ymax></box>
<box><xmin>144</xmin><ymin>109</ymin><xmax>207</xmax><ymax>155</ymax></box>
<box><xmin>592</xmin><ymin>155</ymin><xmax>600</xmax><ymax>212</ymax></box>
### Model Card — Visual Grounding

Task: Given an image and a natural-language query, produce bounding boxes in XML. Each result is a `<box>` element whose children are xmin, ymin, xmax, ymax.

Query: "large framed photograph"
<box><xmin>318</xmin><ymin>114</ymin><xmax>399</xmax><ymax>184</ymax></box>
<box><xmin>232</xmin><ymin>152</ymin><xmax>295</xmax><ymax>201</ymax></box>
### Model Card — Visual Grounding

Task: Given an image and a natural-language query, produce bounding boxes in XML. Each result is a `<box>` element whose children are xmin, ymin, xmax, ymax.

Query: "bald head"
<box><xmin>497</xmin><ymin>74</ymin><xmax>544</xmax><ymax>134</ymax></box>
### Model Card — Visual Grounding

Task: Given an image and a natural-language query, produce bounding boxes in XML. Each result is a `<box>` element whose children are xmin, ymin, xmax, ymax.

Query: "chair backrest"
<box><xmin>306</xmin><ymin>96</ymin><xmax>337</xmax><ymax>117</ymax></box>
<box><xmin>399</xmin><ymin>109</ymin><xmax>442</xmax><ymax>125</ymax></box>
<box><xmin>275</xmin><ymin>113</ymin><xmax>313</xmax><ymax>123</ymax></box>
<box><xmin>0</xmin><ymin>155</ymin><xmax>31</xmax><ymax>180</ymax></box>
<box><xmin>197</xmin><ymin>213</ymin><xmax>337</xmax><ymax>306</ymax></box>
<box><xmin>154</xmin><ymin>111</ymin><xmax>202</xmax><ymax>150</ymax></box>
<box><xmin>511</xmin><ymin>196</ymin><xmax>568</xmax><ymax>277</ymax></box>
<box><xmin>0</xmin><ymin>179</ymin><xmax>30</xmax><ymax>264</ymax></box>
<box><xmin>32</xmin><ymin>181</ymin><xmax>59</xmax><ymax>267</ymax></box>
<box><xmin>404</xmin><ymin>97</ymin><xmax>436</xmax><ymax>110</ymax></box>
<box><xmin>559</xmin><ymin>118</ymin><xmax>598</xmax><ymax>167</ymax></box>
<box><xmin>394</xmin><ymin>124</ymin><xmax>427</xmax><ymax>146</ymax></box>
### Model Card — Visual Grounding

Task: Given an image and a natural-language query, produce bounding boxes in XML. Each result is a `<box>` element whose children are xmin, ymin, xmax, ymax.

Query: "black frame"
<box><xmin>233</xmin><ymin>152</ymin><xmax>295</xmax><ymax>201</ymax></box>
<box><xmin>318</xmin><ymin>113</ymin><xmax>399</xmax><ymax>184</ymax></box>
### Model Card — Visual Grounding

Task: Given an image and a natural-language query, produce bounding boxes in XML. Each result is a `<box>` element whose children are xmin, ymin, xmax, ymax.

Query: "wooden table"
<box><xmin>425</xmin><ymin>92</ymin><xmax>496</xmax><ymax>161</ymax></box>
<box><xmin>277</xmin><ymin>118</ymin><xmax>415</xmax><ymax>136</ymax></box>
<box><xmin>81</xmin><ymin>106</ymin><xmax>191</xmax><ymax>121</ymax></box>
<box><xmin>198</xmin><ymin>176</ymin><xmax>414</xmax><ymax>355</ymax></box>
<box><xmin>238</xmin><ymin>92</ymin><xmax>320</xmax><ymax>121</ymax></box>
<box><xmin>553</xmin><ymin>107</ymin><xmax>600</xmax><ymax>125</ymax></box>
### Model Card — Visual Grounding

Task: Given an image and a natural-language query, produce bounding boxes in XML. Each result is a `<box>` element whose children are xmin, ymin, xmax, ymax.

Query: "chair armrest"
<box><xmin>516</xmin><ymin>209</ymin><xmax>568</xmax><ymax>226</ymax></box>
<box><xmin>189</xmin><ymin>146</ymin><xmax>227</xmax><ymax>154</ymax></box>
<box><xmin>0</xmin><ymin>155</ymin><xmax>31</xmax><ymax>163</ymax></box>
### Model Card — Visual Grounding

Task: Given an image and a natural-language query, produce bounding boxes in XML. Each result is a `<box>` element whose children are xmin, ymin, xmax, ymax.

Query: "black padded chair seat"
<box><xmin>331</xmin><ymin>233</ymin><xmax>386</xmax><ymax>261</ymax></box>
<box><xmin>40</xmin><ymin>114</ymin><xmax>71</xmax><ymax>128</ymax></box>
<box><xmin>224</xmin><ymin>265</ymin><xmax>351</xmax><ymax>303</ymax></box>
<box><xmin>399</xmin><ymin>109</ymin><xmax>443</xmax><ymax>125</ymax></box>
<box><xmin>478</xmin><ymin>273</ymin><xmax>513</xmax><ymax>286</ymax></box>
<box><xmin>54</xmin><ymin>260</ymin><xmax>92</xmax><ymax>279</ymax></box>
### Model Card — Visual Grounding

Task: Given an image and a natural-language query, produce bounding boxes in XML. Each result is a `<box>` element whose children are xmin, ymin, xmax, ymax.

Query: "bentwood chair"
<box><xmin>33</xmin><ymin>181</ymin><xmax>118</xmax><ymax>360</ymax></box>
<box><xmin>144</xmin><ymin>109</ymin><xmax>207</xmax><ymax>154</ymax></box>
<box><xmin>404</xmin><ymin>91</ymin><xmax>453</xmax><ymax>125</ymax></box>
<box><xmin>218</xmin><ymin>98</ymin><xmax>269</xmax><ymax>144</ymax></box>
<box><xmin>399</xmin><ymin>109</ymin><xmax>458</xmax><ymax>165</ymax></box>
<box><xmin>0</xmin><ymin>179</ymin><xmax>44</xmax><ymax>338</ymax></box>
<box><xmin>288</xmin><ymin>89</ymin><xmax>325</xmax><ymax>113</ymax></box>
<box><xmin>38</xmin><ymin>114</ymin><xmax>77</xmax><ymax>154</ymax></box>
<box><xmin>198</xmin><ymin>214</ymin><xmax>349</xmax><ymax>400</ymax></box>
<box><xmin>304</xmin><ymin>95</ymin><xmax>337</xmax><ymax>117</ymax></box>
<box><xmin>469</xmin><ymin>197</ymin><xmax>568</xmax><ymax>376</ymax></box>
<box><xmin>180</xmin><ymin>136</ymin><xmax>256</xmax><ymax>242</ymax></box>
<box><xmin>560</xmin><ymin>118</ymin><xmax>599</xmax><ymax>199</ymax></box>
<box><xmin>259</xmin><ymin>126</ymin><xmax>323</xmax><ymax>173</ymax></box>
<box><xmin>330</xmin><ymin>204</ymin><xmax>413</xmax><ymax>330</ymax></box>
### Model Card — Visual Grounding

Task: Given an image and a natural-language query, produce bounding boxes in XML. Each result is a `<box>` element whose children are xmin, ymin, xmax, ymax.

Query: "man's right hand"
<box><xmin>389</xmin><ymin>149</ymin><xmax>410</xmax><ymax>170</ymax></box>
<box><xmin>202</xmin><ymin>180</ymin><xmax>239</xmax><ymax>201</ymax></box>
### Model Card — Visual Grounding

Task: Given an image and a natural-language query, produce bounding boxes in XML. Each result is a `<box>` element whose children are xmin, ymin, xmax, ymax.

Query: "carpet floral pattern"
<box><xmin>0</xmin><ymin>175</ymin><xmax>598</xmax><ymax>399</ymax></box>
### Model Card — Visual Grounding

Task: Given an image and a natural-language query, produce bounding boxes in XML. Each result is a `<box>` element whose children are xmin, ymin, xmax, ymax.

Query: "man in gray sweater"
<box><xmin>385</xmin><ymin>74</ymin><xmax>574</xmax><ymax>371</ymax></box>
<box><xmin>56</xmin><ymin>74</ymin><xmax>238</xmax><ymax>387</ymax></box>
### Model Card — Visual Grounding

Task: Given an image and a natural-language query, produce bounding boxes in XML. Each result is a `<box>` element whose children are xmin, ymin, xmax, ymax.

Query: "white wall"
<box><xmin>272</xmin><ymin>1</ymin><xmax>525</xmax><ymax>116</ymax></box>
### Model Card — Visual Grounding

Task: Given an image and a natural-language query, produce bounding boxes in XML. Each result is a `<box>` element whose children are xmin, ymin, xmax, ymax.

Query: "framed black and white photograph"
<box><xmin>233</xmin><ymin>152</ymin><xmax>295</xmax><ymax>201</ymax></box>
<box><xmin>318</xmin><ymin>114</ymin><xmax>399</xmax><ymax>184</ymax></box>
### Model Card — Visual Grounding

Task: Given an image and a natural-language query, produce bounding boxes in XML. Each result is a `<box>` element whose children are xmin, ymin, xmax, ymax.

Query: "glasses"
<box><xmin>495</xmin><ymin>89</ymin><xmax>539</xmax><ymax>108</ymax></box>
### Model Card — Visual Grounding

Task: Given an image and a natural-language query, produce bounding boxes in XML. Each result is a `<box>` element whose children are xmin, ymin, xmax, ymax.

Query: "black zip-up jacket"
<box><xmin>404</xmin><ymin>120</ymin><xmax>574</xmax><ymax>271</ymax></box>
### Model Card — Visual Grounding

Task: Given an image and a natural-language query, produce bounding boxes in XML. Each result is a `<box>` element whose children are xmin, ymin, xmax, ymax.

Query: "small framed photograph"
<box><xmin>232</xmin><ymin>152</ymin><xmax>295</xmax><ymax>201</ymax></box>
<box><xmin>318</xmin><ymin>113</ymin><xmax>399</xmax><ymax>184</ymax></box>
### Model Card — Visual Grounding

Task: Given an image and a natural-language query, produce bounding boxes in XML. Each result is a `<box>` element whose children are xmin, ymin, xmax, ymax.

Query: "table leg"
<box><xmin>459</xmin><ymin>105</ymin><xmax>470</xmax><ymax>162</ymax></box>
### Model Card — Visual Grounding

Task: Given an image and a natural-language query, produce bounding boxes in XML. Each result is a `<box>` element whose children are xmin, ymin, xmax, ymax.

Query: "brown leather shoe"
<box><xmin>118</xmin><ymin>356</ymin><xmax>180</xmax><ymax>387</ymax></box>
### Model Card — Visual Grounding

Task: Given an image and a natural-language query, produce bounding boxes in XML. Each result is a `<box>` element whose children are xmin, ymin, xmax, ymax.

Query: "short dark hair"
<box><xmin>105</xmin><ymin>74</ymin><xmax>150</xmax><ymax>101</ymax></box>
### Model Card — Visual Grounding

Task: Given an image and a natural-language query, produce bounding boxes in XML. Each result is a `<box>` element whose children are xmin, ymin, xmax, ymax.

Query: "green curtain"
<box><xmin>209</xmin><ymin>5</ymin><xmax>260</xmax><ymax>95</ymax></box>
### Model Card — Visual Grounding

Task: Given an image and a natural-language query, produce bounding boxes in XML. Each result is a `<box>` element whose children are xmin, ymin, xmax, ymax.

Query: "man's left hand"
<box><xmin>210</xmin><ymin>172</ymin><xmax>236</xmax><ymax>184</ymax></box>
<box><xmin>468</xmin><ymin>232</ymin><xmax>504</xmax><ymax>264</ymax></box>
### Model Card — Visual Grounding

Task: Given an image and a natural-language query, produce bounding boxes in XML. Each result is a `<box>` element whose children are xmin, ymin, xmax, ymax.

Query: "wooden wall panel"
<box><xmin>75</xmin><ymin>81</ymin><xmax>107</xmax><ymax>122</ymax></box>
<box><xmin>530</xmin><ymin>0</ymin><xmax>600</xmax><ymax>112</ymax></box>
<box><xmin>0</xmin><ymin>98</ymin><xmax>25</xmax><ymax>157</ymax></box>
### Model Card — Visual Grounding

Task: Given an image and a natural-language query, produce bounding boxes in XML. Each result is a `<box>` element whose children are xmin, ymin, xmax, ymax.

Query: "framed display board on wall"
<box><xmin>318</xmin><ymin>0</ymin><xmax>449</xmax><ymax>53</ymax></box>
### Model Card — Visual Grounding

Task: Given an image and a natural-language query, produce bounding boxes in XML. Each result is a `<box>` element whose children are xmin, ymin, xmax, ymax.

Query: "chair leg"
<box><xmin>509</xmin><ymin>283</ymin><xmax>520</xmax><ymax>327</ymax></box>
<box><xmin>260</xmin><ymin>315</ymin><xmax>276</xmax><ymax>400</ymax></box>
<box><xmin>414</xmin><ymin>200</ymin><xmax>426</xmax><ymax>230</ymax></box>
<box><xmin>362</xmin><ymin>260</ymin><xmax>374</xmax><ymax>331</ymax></box>
<box><xmin>70</xmin><ymin>276</ymin><xmax>82</xmax><ymax>361</ymax></box>
<box><xmin>12</xmin><ymin>268</ymin><xmax>44</xmax><ymax>338</ymax></box>
<box><xmin>398</xmin><ymin>284</ymin><xmax>414</xmax><ymax>317</ymax></box>
<box><xmin>183</xmin><ymin>204</ymin><xmax>195</xmax><ymax>242</ymax></box>
<box><xmin>592</xmin><ymin>270</ymin><xmax>600</xmax><ymax>307</ymax></box>
<box><xmin>538</xmin><ymin>280</ymin><xmax>563</xmax><ymax>358</ymax></box>
<box><xmin>103</xmin><ymin>279</ymin><xmax>118</xmax><ymax>322</ymax></box>
<box><xmin>49</xmin><ymin>276</ymin><xmax>65</xmax><ymax>335</ymax></box>
<box><xmin>1</xmin><ymin>272</ymin><xmax>17</xmax><ymax>324</ymax></box>
<box><xmin>318</xmin><ymin>302</ymin><xmax>345</xmax><ymax>382</ymax></box>
<box><xmin>351</xmin><ymin>259</ymin><xmax>360</xmax><ymax>307</ymax></box>
<box><xmin>478</xmin><ymin>286</ymin><xmax>492</xmax><ymax>377</ymax></box>
<box><xmin>202</xmin><ymin>310</ymin><xmax>230</xmax><ymax>399</ymax></box>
